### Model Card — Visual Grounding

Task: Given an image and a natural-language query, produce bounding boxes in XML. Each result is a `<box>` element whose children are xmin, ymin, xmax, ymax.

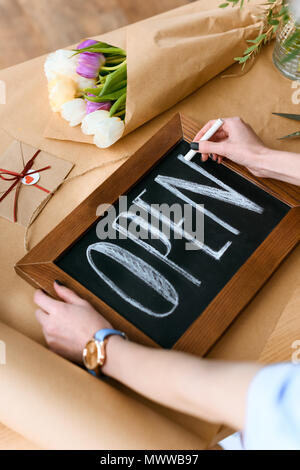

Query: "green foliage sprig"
<box><xmin>219</xmin><ymin>0</ymin><xmax>300</xmax><ymax>67</ymax></box>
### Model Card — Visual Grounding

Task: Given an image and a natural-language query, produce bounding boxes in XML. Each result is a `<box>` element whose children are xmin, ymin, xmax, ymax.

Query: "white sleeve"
<box><xmin>244</xmin><ymin>363</ymin><xmax>300</xmax><ymax>450</ymax></box>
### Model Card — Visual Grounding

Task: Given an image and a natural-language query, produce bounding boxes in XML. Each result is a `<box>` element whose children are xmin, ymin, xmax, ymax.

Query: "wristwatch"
<box><xmin>83</xmin><ymin>328</ymin><xmax>127</xmax><ymax>376</ymax></box>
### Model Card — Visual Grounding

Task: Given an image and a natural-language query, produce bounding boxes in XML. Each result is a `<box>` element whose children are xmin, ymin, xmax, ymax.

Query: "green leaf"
<box><xmin>284</xmin><ymin>30</ymin><xmax>300</xmax><ymax>48</ymax></box>
<box><xmin>109</xmin><ymin>92</ymin><xmax>127</xmax><ymax>117</ymax></box>
<box><xmin>73</xmin><ymin>42</ymin><xmax>126</xmax><ymax>57</ymax></box>
<box><xmin>114</xmin><ymin>111</ymin><xmax>126</xmax><ymax>120</ymax></box>
<box><xmin>109</xmin><ymin>79</ymin><xmax>127</xmax><ymax>91</ymax></box>
<box><xmin>219</xmin><ymin>3</ymin><xmax>229</xmax><ymax>7</ymax></box>
<box><xmin>268</xmin><ymin>19</ymin><xmax>279</xmax><ymax>26</ymax></box>
<box><xmin>84</xmin><ymin>89</ymin><xmax>100</xmax><ymax>96</ymax></box>
<box><xmin>100</xmin><ymin>61</ymin><xmax>127</xmax><ymax>97</ymax></box>
<box><xmin>281</xmin><ymin>48</ymin><xmax>300</xmax><ymax>63</ymax></box>
<box><xmin>244</xmin><ymin>44</ymin><xmax>259</xmax><ymax>54</ymax></box>
<box><xmin>234</xmin><ymin>55</ymin><xmax>250</xmax><ymax>63</ymax></box>
<box><xmin>85</xmin><ymin>87</ymin><xmax>127</xmax><ymax>102</ymax></box>
<box><xmin>252</xmin><ymin>34</ymin><xmax>267</xmax><ymax>44</ymax></box>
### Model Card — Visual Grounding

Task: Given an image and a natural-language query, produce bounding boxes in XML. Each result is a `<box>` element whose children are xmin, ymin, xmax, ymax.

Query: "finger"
<box><xmin>194</xmin><ymin>123</ymin><xmax>229</xmax><ymax>143</ymax></box>
<box><xmin>197</xmin><ymin>141</ymin><xmax>227</xmax><ymax>157</ymax></box>
<box><xmin>54</xmin><ymin>281</ymin><xmax>86</xmax><ymax>306</ymax></box>
<box><xmin>34</xmin><ymin>289</ymin><xmax>62</xmax><ymax>315</ymax></box>
<box><xmin>204</xmin><ymin>133</ymin><xmax>226</xmax><ymax>144</ymax></box>
<box><xmin>201</xmin><ymin>154</ymin><xmax>209</xmax><ymax>162</ymax></box>
<box><xmin>212</xmin><ymin>135</ymin><xmax>227</xmax><ymax>143</ymax></box>
<box><xmin>194</xmin><ymin>120</ymin><xmax>216</xmax><ymax>142</ymax></box>
<box><xmin>42</xmin><ymin>329</ymin><xmax>55</xmax><ymax>350</ymax></box>
<box><xmin>35</xmin><ymin>308</ymin><xmax>49</xmax><ymax>327</ymax></box>
<box><xmin>220</xmin><ymin>117</ymin><xmax>243</xmax><ymax>134</ymax></box>
<box><xmin>218</xmin><ymin>156</ymin><xmax>223</xmax><ymax>164</ymax></box>
<box><xmin>212</xmin><ymin>130</ymin><xmax>228</xmax><ymax>141</ymax></box>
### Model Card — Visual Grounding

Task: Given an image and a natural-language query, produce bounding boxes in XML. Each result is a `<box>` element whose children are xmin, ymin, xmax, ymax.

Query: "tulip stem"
<box><xmin>113</xmin><ymin>109</ymin><xmax>126</xmax><ymax>118</ymax></box>
<box><xmin>84</xmin><ymin>85</ymin><xmax>104</xmax><ymax>95</ymax></box>
<box><xmin>98</xmin><ymin>75</ymin><xmax>107</xmax><ymax>84</ymax></box>
<box><xmin>114</xmin><ymin>111</ymin><xmax>126</xmax><ymax>120</ymax></box>
<box><xmin>100</xmin><ymin>60</ymin><xmax>127</xmax><ymax>72</ymax></box>
<box><xmin>105</xmin><ymin>57</ymin><xmax>125</xmax><ymax>64</ymax></box>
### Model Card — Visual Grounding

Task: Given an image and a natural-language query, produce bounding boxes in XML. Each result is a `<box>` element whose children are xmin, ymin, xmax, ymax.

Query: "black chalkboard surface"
<box><xmin>56</xmin><ymin>139</ymin><xmax>290</xmax><ymax>348</ymax></box>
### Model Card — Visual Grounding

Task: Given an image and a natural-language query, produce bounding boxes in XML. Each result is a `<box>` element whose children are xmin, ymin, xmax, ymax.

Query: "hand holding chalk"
<box><xmin>184</xmin><ymin>119</ymin><xmax>224</xmax><ymax>162</ymax></box>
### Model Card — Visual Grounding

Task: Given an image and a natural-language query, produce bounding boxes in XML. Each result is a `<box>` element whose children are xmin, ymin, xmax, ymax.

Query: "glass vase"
<box><xmin>273</xmin><ymin>17</ymin><xmax>300</xmax><ymax>81</ymax></box>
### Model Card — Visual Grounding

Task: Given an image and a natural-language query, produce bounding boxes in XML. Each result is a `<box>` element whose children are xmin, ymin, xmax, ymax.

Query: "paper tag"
<box><xmin>22</xmin><ymin>169</ymin><xmax>40</xmax><ymax>186</ymax></box>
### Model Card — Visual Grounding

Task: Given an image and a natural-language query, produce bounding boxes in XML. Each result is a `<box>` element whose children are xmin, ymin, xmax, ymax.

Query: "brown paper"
<box><xmin>44</xmin><ymin>0</ymin><xmax>263</xmax><ymax>144</ymax></box>
<box><xmin>0</xmin><ymin>321</ymin><xmax>206</xmax><ymax>450</ymax></box>
<box><xmin>0</xmin><ymin>0</ymin><xmax>300</xmax><ymax>450</ymax></box>
<box><xmin>0</xmin><ymin>140</ymin><xmax>73</xmax><ymax>226</ymax></box>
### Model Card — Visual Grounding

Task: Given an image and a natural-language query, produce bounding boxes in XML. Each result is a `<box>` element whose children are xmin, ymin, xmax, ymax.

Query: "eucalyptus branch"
<box><xmin>219</xmin><ymin>0</ymin><xmax>299</xmax><ymax>67</ymax></box>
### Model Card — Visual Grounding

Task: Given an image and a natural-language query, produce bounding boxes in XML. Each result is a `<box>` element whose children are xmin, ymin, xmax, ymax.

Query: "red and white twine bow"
<box><xmin>0</xmin><ymin>150</ymin><xmax>51</xmax><ymax>223</ymax></box>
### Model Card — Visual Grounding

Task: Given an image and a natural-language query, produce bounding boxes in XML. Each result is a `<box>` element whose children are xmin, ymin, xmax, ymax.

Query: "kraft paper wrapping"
<box><xmin>0</xmin><ymin>0</ymin><xmax>300</xmax><ymax>450</ymax></box>
<box><xmin>44</xmin><ymin>0</ymin><xmax>263</xmax><ymax>143</ymax></box>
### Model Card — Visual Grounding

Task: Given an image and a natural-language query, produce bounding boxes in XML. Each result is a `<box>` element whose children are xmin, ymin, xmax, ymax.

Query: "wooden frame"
<box><xmin>15</xmin><ymin>113</ymin><xmax>300</xmax><ymax>356</ymax></box>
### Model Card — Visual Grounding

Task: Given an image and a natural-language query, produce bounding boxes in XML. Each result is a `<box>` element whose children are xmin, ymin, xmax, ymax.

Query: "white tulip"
<box><xmin>48</xmin><ymin>76</ymin><xmax>77</xmax><ymax>112</ymax></box>
<box><xmin>76</xmin><ymin>76</ymin><xmax>96</xmax><ymax>91</ymax></box>
<box><xmin>81</xmin><ymin>110</ymin><xmax>110</xmax><ymax>135</ymax></box>
<box><xmin>93</xmin><ymin>117</ymin><xmax>125</xmax><ymax>148</ymax></box>
<box><xmin>61</xmin><ymin>99</ymin><xmax>87</xmax><ymax>127</ymax></box>
<box><xmin>45</xmin><ymin>50</ymin><xmax>77</xmax><ymax>82</ymax></box>
<box><xmin>44</xmin><ymin>49</ymin><xmax>96</xmax><ymax>91</ymax></box>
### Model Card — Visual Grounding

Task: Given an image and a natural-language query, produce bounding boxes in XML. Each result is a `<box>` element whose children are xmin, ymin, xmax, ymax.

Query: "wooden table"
<box><xmin>0</xmin><ymin>423</ymin><xmax>38</xmax><ymax>450</ymax></box>
<box><xmin>0</xmin><ymin>0</ymin><xmax>191</xmax><ymax>69</ymax></box>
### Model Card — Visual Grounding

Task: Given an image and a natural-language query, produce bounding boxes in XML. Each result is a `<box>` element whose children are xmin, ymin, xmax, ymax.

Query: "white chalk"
<box><xmin>184</xmin><ymin>118</ymin><xmax>224</xmax><ymax>162</ymax></box>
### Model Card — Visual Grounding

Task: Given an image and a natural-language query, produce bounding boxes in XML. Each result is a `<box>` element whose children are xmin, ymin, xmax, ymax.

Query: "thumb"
<box><xmin>196</xmin><ymin>140</ymin><xmax>228</xmax><ymax>157</ymax></box>
<box><xmin>54</xmin><ymin>281</ymin><xmax>86</xmax><ymax>306</ymax></box>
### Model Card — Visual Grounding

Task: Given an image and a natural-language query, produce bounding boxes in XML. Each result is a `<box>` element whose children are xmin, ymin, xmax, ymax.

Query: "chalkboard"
<box><xmin>56</xmin><ymin>139</ymin><xmax>290</xmax><ymax>348</ymax></box>
<box><xmin>17</xmin><ymin>114</ymin><xmax>299</xmax><ymax>355</ymax></box>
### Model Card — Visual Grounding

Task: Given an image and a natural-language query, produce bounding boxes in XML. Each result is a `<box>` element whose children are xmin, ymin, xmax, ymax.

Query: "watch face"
<box><xmin>83</xmin><ymin>340</ymin><xmax>99</xmax><ymax>370</ymax></box>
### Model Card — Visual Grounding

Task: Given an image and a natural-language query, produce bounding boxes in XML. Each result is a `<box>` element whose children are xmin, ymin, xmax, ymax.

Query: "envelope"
<box><xmin>0</xmin><ymin>140</ymin><xmax>74</xmax><ymax>227</ymax></box>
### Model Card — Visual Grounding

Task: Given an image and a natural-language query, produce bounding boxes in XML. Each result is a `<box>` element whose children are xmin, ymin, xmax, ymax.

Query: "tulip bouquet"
<box><xmin>44</xmin><ymin>39</ymin><xmax>127</xmax><ymax>148</ymax></box>
<box><xmin>43</xmin><ymin>4</ymin><xmax>263</xmax><ymax>151</ymax></box>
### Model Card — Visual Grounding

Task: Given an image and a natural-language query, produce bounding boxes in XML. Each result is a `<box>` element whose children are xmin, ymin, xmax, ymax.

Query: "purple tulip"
<box><xmin>85</xmin><ymin>96</ymin><xmax>112</xmax><ymax>115</ymax></box>
<box><xmin>77</xmin><ymin>39</ymin><xmax>99</xmax><ymax>50</ymax></box>
<box><xmin>76</xmin><ymin>39</ymin><xmax>105</xmax><ymax>79</ymax></box>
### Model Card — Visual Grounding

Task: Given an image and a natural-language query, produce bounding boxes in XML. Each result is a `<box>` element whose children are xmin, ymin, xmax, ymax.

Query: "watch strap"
<box><xmin>94</xmin><ymin>328</ymin><xmax>127</xmax><ymax>342</ymax></box>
